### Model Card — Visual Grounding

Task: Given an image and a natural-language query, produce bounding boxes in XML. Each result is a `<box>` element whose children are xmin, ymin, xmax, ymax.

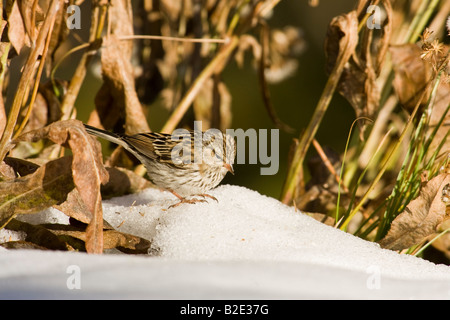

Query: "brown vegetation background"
<box><xmin>0</xmin><ymin>0</ymin><xmax>448</xmax><ymax>263</ymax></box>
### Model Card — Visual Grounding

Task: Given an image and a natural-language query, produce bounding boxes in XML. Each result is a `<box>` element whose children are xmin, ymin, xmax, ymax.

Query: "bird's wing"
<box><xmin>124</xmin><ymin>132</ymin><xmax>196</xmax><ymax>168</ymax></box>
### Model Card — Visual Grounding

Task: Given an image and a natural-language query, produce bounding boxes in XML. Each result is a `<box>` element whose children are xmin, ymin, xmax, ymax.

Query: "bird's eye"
<box><xmin>210</xmin><ymin>149</ymin><xmax>222</xmax><ymax>163</ymax></box>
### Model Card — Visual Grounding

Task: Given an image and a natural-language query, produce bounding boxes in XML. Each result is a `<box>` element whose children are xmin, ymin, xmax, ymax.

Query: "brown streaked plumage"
<box><xmin>84</xmin><ymin>124</ymin><xmax>236</xmax><ymax>206</ymax></box>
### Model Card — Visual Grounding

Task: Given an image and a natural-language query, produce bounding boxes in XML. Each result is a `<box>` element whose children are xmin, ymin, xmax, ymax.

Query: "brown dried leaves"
<box><xmin>94</xmin><ymin>0</ymin><xmax>149</xmax><ymax>135</ymax></box>
<box><xmin>379</xmin><ymin>172</ymin><xmax>450</xmax><ymax>251</ymax></box>
<box><xmin>0</xmin><ymin>1</ymin><xmax>157</xmax><ymax>254</ymax></box>
<box><xmin>6</xmin><ymin>0</ymin><xmax>28</xmax><ymax>55</ymax></box>
<box><xmin>1</xmin><ymin>119</ymin><xmax>153</xmax><ymax>254</ymax></box>
<box><xmin>324</xmin><ymin>11</ymin><xmax>359</xmax><ymax>76</ymax></box>
<box><xmin>1</xmin><ymin>120</ymin><xmax>109</xmax><ymax>253</ymax></box>
<box><xmin>390</xmin><ymin>44</ymin><xmax>433</xmax><ymax>112</ymax></box>
<box><xmin>6</xmin><ymin>0</ymin><xmax>68</xmax><ymax>71</ymax></box>
<box><xmin>0</xmin><ymin>156</ymin><xmax>75</xmax><ymax>228</ymax></box>
<box><xmin>95</xmin><ymin>35</ymin><xmax>150</xmax><ymax>135</ymax></box>
<box><xmin>390</xmin><ymin>43</ymin><xmax>450</xmax><ymax>160</ymax></box>
<box><xmin>325</xmin><ymin>1</ymin><xmax>392</xmax><ymax>137</ymax></box>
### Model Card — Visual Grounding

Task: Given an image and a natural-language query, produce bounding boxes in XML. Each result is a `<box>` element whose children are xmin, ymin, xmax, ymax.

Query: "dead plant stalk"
<box><xmin>0</xmin><ymin>0</ymin><xmax>63</xmax><ymax>162</ymax></box>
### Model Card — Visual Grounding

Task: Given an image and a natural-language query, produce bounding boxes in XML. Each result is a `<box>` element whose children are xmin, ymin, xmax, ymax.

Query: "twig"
<box><xmin>59</xmin><ymin>4</ymin><xmax>106</xmax><ymax>121</ymax></box>
<box><xmin>161</xmin><ymin>36</ymin><xmax>239</xmax><ymax>133</ymax></box>
<box><xmin>0</xmin><ymin>43</ymin><xmax>11</xmax><ymax>137</ymax></box>
<box><xmin>51</xmin><ymin>43</ymin><xmax>91</xmax><ymax>91</ymax></box>
<box><xmin>258</xmin><ymin>21</ymin><xmax>295</xmax><ymax>134</ymax></box>
<box><xmin>312</xmin><ymin>139</ymin><xmax>348</xmax><ymax>193</ymax></box>
<box><xmin>14</xmin><ymin>10</ymin><xmax>58</xmax><ymax>139</ymax></box>
<box><xmin>118</xmin><ymin>34</ymin><xmax>228</xmax><ymax>44</ymax></box>
<box><xmin>0</xmin><ymin>0</ymin><xmax>63</xmax><ymax>161</ymax></box>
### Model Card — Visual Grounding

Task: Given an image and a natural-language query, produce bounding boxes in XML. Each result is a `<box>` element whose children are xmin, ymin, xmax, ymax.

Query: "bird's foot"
<box><xmin>167</xmin><ymin>190</ymin><xmax>217</xmax><ymax>208</ymax></box>
<box><xmin>195</xmin><ymin>194</ymin><xmax>218</xmax><ymax>202</ymax></box>
<box><xmin>168</xmin><ymin>197</ymin><xmax>207</xmax><ymax>208</ymax></box>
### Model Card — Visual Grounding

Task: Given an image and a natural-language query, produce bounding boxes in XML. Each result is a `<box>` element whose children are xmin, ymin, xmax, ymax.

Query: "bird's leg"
<box><xmin>168</xmin><ymin>190</ymin><xmax>207</xmax><ymax>208</ymax></box>
<box><xmin>169</xmin><ymin>190</ymin><xmax>184</xmax><ymax>200</ymax></box>
<box><xmin>195</xmin><ymin>194</ymin><xmax>218</xmax><ymax>202</ymax></box>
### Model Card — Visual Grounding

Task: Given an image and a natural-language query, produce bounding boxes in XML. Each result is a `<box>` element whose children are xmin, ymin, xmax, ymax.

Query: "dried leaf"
<box><xmin>0</xmin><ymin>161</ymin><xmax>16</xmax><ymax>180</ymax></box>
<box><xmin>95</xmin><ymin>0</ymin><xmax>149</xmax><ymax>135</ymax></box>
<box><xmin>390</xmin><ymin>44</ymin><xmax>432</xmax><ymax>112</ymax></box>
<box><xmin>17</xmin><ymin>0</ymin><xmax>45</xmax><ymax>45</ymax></box>
<box><xmin>6</xmin><ymin>0</ymin><xmax>27</xmax><ymax>54</ymax></box>
<box><xmin>3</xmin><ymin>218</ymin><xmax>150</xmax><ymax>253</ymax></box>
<box><xmin>53</xmin><ymin>188</ymin><xmax>115</xmax><ymax>230</ymax></box>
<box><xmin>44</xmin><ymin>224</ymin><xmax>151</xmax><ymax>253</ymax></box>
<box><xmin>14</xmin><ymin>120</ymin><xmax>109</xmax><ymax>253</ymax></box>
<box><xmin>4</xmin><ymin>219</ymin><xmax>68</xmax><ymax>251</ymax></box>
<box><xmin>390</xmin><ymin>42</ymin><xmax>449</xmax><ymax>161</ymax></box>
<box><xmin>336</xmin><ymin>61</ymin><xmax>380</xmax><ymax>125</ymax></box>
<box><xmin>96</xmin><ymin>35</ymin><xmax>150</xmax><ymax>135</ymax></box>
<box><xmin>324</xmin><ymin>11</ymin><xmax>359</xmax><ymax>75</ymax></box>
<box><xmin>53</xmin><ymin>188</ymin><xmax>93</xmax><ymax>225</ymax></box>
<box><xmin>0</xmin><ymin>241</ymin><xmax>49</xmax><ymax>250</ymax></box>
<box><xmin>3</xmin><ymin>157</ymin><xmax>40</xmax><ymax>177</ymax></box>
<box><xmin>325</xmin><ymin>6</ymin><xmax>392</xmax><ymax>137</ymax></box>
<box><xmin>0</xmin><ymin>156</ymin><xmax>75</xmax><ymax>228</ymax></box>
<box><xmin>103</xmin><ymin>229</ymin><xmax>151</xmax><ymax>253</ymax></box>
<box><xmin>379</xmin><ymin>173</ymin><xmax>450</xmax><ymax>250</ymax></box>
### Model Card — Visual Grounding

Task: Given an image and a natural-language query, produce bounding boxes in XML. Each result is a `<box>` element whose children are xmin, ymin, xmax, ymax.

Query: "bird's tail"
<box><xmin>84</xmin><ymin>124</ymin><xmax>126</xmax><ymax>148</ymax></box>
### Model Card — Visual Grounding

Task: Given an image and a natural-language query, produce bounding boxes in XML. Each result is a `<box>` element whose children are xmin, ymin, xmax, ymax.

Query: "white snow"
<box><xmin>1</xmin><ymin>184</ymin><xmax>450</xmax><ymax>299</ymax></box>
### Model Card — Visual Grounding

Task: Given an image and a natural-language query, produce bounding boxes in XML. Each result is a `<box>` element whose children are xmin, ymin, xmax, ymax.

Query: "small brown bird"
<box><xmin>84</xmin><ymin>124</ymin><xmax>236</xmax><ymax>206</ymax></box>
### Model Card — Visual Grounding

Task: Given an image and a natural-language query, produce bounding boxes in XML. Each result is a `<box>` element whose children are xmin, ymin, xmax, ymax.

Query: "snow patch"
<box><xmin>1</xmin><ymin>185</ymin><xmax>450</xmax><ymax>299</ymax></box>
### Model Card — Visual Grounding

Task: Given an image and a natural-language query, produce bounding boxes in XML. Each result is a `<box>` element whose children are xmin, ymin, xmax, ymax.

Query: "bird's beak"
<box><xmin>224</xmin><ymin>163</ymin><xmax>234</xmax><ymax>175</ymax></box>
